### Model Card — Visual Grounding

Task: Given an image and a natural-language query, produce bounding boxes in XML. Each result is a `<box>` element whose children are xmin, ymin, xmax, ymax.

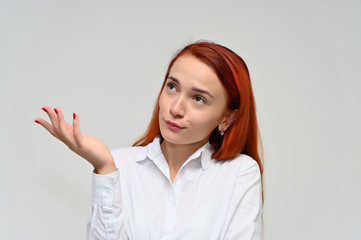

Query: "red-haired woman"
<box><xmin>35</xmin><ymin>41</ymin><xmax>263</xmax><ymax>239</ymax></box>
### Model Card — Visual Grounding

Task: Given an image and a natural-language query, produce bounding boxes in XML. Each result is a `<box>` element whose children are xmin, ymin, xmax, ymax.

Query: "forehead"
<box><xmin>169</xmin><ymin>55</ymin><xmax>224</xmax><ymax>92</ymax></box>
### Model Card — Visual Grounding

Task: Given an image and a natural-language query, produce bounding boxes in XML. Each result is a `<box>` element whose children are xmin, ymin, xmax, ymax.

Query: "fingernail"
<box><xmin>34</xmin><ymin>120</ymin><xmax>40</xmax><ymax>124</ymax></box>
<box><xmin>54</xmin><ymin>108</ymin><xmax>58</xmax><ymax>114</ymax></box>
<box><xmin>73</xmin><ymin>113</ymin><xmax>76</xmax><ymax>119</ymax></box>
<box><xmin>41</xmin><ymin>107</ymin><xmax>47</xmax><ymax>112</ymax></box>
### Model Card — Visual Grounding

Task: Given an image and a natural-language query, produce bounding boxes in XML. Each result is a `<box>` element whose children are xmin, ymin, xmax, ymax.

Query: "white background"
<box><xmin>1</xmin><ymin>0</ymin><xmax>360</xmax><ymax>239</ymax></box>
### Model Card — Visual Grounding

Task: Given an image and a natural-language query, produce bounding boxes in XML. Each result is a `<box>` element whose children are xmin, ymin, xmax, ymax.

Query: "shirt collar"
<box><xmin>136</xmin><ymin>136</ymin><xmax>214</xmax><ymax>171</ymax></box>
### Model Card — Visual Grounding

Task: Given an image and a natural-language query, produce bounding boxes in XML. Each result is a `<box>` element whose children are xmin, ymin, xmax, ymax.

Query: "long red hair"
<box><xmin>133</xmin><ymin>41</ymin><xmax>263</xmax><ymax>176</ymax></box>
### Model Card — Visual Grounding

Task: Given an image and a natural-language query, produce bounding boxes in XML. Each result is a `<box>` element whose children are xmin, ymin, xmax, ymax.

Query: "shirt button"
<box><xmin>169</xmin><ymin>194</ymin><xmax>175</xmax><ymax>204</ymax></box>
<box><xmin>104</xmin><ymin>187</ymin><xmax>111</xmax><ymax>194</ymax></box>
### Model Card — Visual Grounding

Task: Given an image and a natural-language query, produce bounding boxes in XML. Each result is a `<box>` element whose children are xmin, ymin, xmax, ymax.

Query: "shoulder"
<box><xmin>207</xmin><ymin>153</ymin><xmax>261</xmax><ymax>182</ymax></box>
<box><xmin>111</xmin><ymin>146</ymin><xmax>141</xmax><ymax>157</ymax></box>
<box><xmin>110</xmin><ymin>146</ymin><xmax>144</xmax><ymax>168</ymax></box>
<box><xmin>223</xmin><ymin>154</ymin><xmax>262</xmax><ymax>201</ymax></box>
<box><xmin>228</xmin><ymin>154</ymin><xmax>261</xmax><ymax>179</ymax></box>
<box><xmin>110</xmin><ymin>136</ymin><xmax>162</xmax><ymax>168</ymax></box>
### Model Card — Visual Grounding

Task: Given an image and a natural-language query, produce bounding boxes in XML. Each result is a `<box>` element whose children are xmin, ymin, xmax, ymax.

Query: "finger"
<box><xmin>65</xmin><ymin>122</ymin><xmax>73</xmax><ymax>132</ymax></box>
<box><xmin>54</xmin><ymin>107</ymin><xmax>75</xmax><ymax>146</ymax></box>
<box><xmin>72</xmin><ymin>112</ymin><xmax>83</xmax><ymax>144</ymax></box>
<box><xmin>41</xmin><ymin>105</ymin><xmax>60</xmax><ymax>132</ymax></box>
<box><xmin>34</xmin><ymin>118</ymin><xmax>62</xmax><ymax>141</ymax></box>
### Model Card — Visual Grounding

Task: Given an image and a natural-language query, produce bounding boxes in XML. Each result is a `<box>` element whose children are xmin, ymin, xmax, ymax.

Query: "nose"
<box><xmin>170</xmin><ymin>95</ymin><xmax>185</xmax><ymax>118</ymax></box>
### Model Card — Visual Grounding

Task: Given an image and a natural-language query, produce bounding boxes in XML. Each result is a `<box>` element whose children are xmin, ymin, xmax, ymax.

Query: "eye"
<box><xmin>193</xmin><ymin>95</ymin><xmax>206</xmax><ymax>104</ymax></box>
<box><xmin>166</xmin><ymin>82</ymin><xmax>177</xmax><ymax>92</ymax></box>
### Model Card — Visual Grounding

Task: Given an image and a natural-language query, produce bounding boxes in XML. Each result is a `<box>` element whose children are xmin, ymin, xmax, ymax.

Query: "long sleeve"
<box><xmin>224</xmin><ymin>158</ymin><xmax>263</xmax><ymax>240</ymax></box>
<box><xmin>86</xmin><ymin>169</ymin><xmax>124</xmax><ymax>240</ymax></box>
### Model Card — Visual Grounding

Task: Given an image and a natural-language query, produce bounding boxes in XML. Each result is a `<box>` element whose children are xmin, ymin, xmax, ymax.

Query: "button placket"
<box><xmin>163</xmin><ymin>183</ymin><xmax>177</xmax><ymax>236</ymax></box>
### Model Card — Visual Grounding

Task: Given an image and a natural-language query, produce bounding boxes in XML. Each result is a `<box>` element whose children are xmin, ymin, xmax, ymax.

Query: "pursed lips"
<box><xmin>165</xmin><ymin>120</ymin><xmax>185</xmax><ymax>129</ymax></box>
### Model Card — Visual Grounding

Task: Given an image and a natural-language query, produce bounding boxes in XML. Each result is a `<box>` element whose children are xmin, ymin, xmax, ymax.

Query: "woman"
<box><xmin>35</xmin><ymin>41</ymin><xmax>263</xmax><ymax>239</ymax></box>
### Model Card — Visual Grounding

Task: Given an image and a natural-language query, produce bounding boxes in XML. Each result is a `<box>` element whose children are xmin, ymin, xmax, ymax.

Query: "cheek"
<box><xmin>158</xmin><ymin>91</ymin><xmax>167</xmax><ymax>113</ymax></box>
<box><xmin>190</xmin><ymin>111</ymin><xmax>223</xmax><ymax>130</ymax></box>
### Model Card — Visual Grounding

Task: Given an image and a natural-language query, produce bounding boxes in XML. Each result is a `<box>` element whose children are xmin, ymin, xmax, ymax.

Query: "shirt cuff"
<box><xmin>92</xmin><ymin>169</ymin><xmax>120</xmax><ymax>206</ymax></box>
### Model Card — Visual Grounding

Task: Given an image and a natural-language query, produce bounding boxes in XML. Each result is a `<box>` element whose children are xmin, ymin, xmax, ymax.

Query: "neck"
<box><xmin>160</xmin><ymin>138</ymin><xmax>208</xmax><ymax>182</ymax></box>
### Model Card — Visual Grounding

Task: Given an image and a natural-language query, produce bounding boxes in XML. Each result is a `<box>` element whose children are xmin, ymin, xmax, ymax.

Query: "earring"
<box><xmin>219</xmin><ymin>129</ymin><xmax>224</xmax><ymax>136</ymax></box>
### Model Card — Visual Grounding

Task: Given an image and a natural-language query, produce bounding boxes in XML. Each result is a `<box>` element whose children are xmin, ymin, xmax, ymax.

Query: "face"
<box><xmin>159</xmin><ymin>54</ymin><xmax>233</xmax><ymax>147</ymax></box>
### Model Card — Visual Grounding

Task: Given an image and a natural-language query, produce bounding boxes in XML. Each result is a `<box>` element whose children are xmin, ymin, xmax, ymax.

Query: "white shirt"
<box><xmin>86</xmin><ymin>137</ymin><xmax>262</xmax><ymax>240</ymax></box>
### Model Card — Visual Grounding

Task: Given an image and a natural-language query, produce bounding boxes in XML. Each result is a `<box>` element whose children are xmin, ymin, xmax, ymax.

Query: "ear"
<box><xmin>218</xmin><ymin>109</ymin><xmax>238</xmax><ymax>132</ymax></box>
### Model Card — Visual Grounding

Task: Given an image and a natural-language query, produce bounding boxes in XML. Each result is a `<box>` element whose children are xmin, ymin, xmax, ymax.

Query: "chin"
<box><xmin>160</xmin><ymin>130</ymin><xmax>183</xmax><ymax>144</ymax></box>
<box><xmin>161</xmin><ymin>130</ymin><xmax>208</xmax><ymax>147</ymax></box>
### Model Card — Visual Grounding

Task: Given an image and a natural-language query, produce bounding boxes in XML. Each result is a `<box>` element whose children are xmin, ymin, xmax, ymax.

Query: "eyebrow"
<box><xmin>167</xmin><ymin>76</ymin><xmax>214</xmax><ymax>98</ymax></box>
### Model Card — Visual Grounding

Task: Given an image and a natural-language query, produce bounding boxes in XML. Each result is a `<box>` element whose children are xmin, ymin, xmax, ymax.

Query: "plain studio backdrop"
<box><xmin>0</xmin><ymin>0</ymin><xmax>360</xmax><ymax>239</ymax></box>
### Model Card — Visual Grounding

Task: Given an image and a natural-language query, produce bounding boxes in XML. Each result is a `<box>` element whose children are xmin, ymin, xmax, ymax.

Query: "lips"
<box><xmin>165</xmin><ymin>120</ymin><xmax>184</xmax><ymax>130</ymax></box>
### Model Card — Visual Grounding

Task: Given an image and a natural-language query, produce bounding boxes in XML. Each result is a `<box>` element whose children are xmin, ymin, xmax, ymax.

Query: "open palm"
<box><xmin>35</xmin><ymin>106</ymin><xmax>116</xmax><ymax>174</ymax></box>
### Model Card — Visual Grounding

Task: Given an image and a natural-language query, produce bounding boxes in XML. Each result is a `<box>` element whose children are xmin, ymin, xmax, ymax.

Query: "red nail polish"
<box><xmin>41</xmin><ymin>107</ymin><xmax>47</xmax><ymax>112</ymax></box>
<box><xmin>54</xmin><ymin>108</ymin><xmax>58</xmax><ymax>114</ymax></box>
<box><xmin>34</xmin><ymin>120</ymin><xmax>40</xmax><ymax>124</ymax></box>
<box><xmin>73</xmin><ymin>113</ymin><xmax>76</xmax><ymax>119</ymax></box>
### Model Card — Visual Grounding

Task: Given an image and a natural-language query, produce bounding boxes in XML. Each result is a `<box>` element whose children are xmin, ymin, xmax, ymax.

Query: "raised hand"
<box><xmin>34</xmin><ymin>106</ymin><xmax>116</xmax><ymax>175</ymax></box>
